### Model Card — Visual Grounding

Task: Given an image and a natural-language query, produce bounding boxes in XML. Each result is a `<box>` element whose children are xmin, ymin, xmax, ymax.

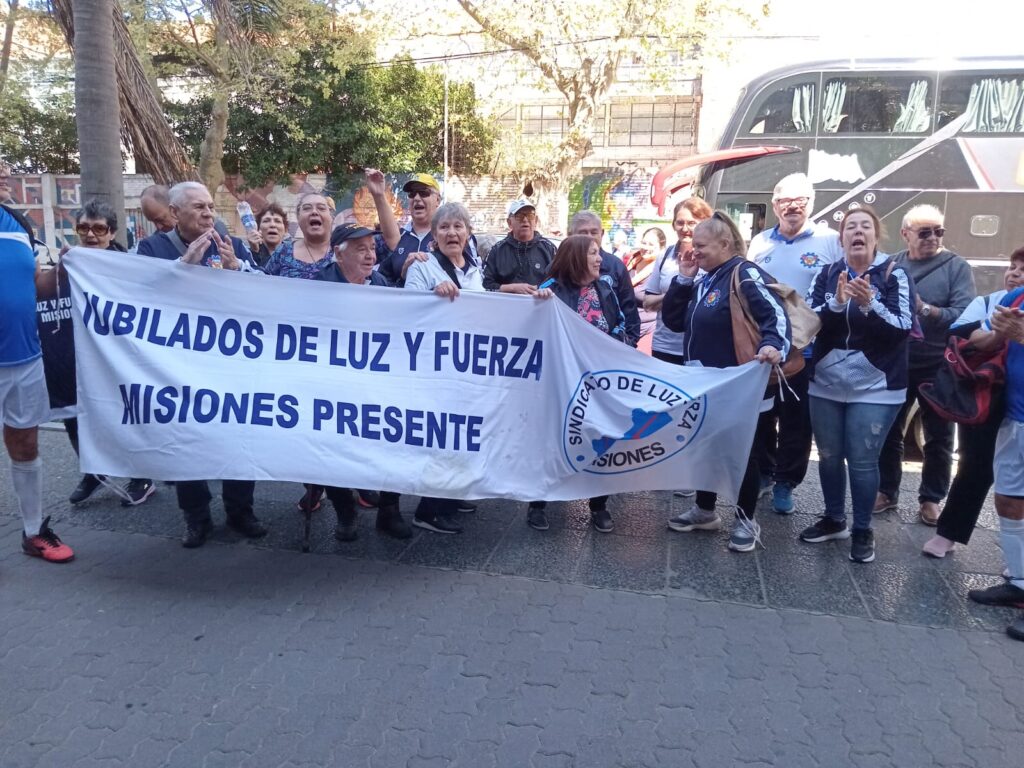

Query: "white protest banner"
<box><xmin>64</xmin><ymin>248</ymin><xmax>770</xmax><ymax>502</ymax></box>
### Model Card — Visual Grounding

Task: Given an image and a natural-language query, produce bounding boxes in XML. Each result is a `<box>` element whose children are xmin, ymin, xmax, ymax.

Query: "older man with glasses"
<box><xmin>747</xmin><ymin>173</ymin><xmax>842</xmax><ymax>516</ymax></box>
<box><xmin>876</xmin><ymin>204</ymin><xmax>976</xmax><ymax>525</ymax></box>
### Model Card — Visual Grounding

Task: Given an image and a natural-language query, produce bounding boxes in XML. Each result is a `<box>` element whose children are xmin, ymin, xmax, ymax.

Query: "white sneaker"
<box><xmin>668</xmin><ymin>505</ymin><xmax>721</xmax><ymax>532</ymax></box>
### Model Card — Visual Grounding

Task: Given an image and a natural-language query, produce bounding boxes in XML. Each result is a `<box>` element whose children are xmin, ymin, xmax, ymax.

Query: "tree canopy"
<box><xmin>166</xmin><ymin>49</ymin><xmax>495</xmax><ymax>187</ymax></box>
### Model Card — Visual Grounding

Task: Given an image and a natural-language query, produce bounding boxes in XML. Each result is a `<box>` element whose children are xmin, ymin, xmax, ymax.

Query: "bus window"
<box><xmin>742</xmin><ymin>80</ymin><xmax>815</xmax><ymax>135</ymax></box>
<box><xmin>938</xmin><ymin>75</ymin><xmax>1024</xmax><ymax>132</ymax></box>
<box><xmin>821</xmin><ymin>77</ymin><xmax>932</xmax><ymax>134</ymax></box>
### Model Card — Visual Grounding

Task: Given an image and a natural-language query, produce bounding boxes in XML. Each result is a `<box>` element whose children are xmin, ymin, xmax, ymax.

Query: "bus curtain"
<box><xmin>964</xmin><ymin>78</ymin><xmax>1024</xmax><ymax>133</ymax></box>
<box><xmin>893</xmin><ymin>80</ymin><xmax>931</xmax><ymax>133</ymax></box>
<box><xmin>790</xmin><ymin>84</ymin><xmax>814</xmax><ymax>133</ymax></box>
<box><xmin>821</xmin><ymin>81</ymin><xmax>846</xmax><ymax>133</ymax></box>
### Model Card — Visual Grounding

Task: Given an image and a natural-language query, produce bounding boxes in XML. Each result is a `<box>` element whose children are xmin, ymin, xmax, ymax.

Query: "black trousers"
<box><xmin>878</xmin><ymin>367</ymin><xmax>955</xmax><ymax>504</ymax></box>
<box><xmin>695</xmin><ymin>451</ymin><xmax>761</xmax><ymax>519</ymax></box>
<box><xmin>652</xmin><ymin>349</ymin><xmax>686</xmax><ymax>366</ymax></box>
<box><xmin>936</xmin><ymin>413</ymin><xmax>1002</xmax><ymax>544</ymax></box>
<box><xmin>528</xmin><ymin>496</ymin><xmax>610</xmax><ymax>512</ymax></box>
<box><xmin>754</xmin><ymin>363</ymin><xmax>812</xmax><ymax>488</ymax></box>
<box><xmin>176</xmin><ymin>480</ymin><xmax>255</xmax><ymax>525</ymax></box>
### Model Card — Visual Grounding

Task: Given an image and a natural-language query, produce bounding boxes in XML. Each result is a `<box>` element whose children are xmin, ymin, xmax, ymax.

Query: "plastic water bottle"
<box><xmin>236</xmin><ymin>201</ymin><xmax>257</xmax><ymax>233</ymax></box>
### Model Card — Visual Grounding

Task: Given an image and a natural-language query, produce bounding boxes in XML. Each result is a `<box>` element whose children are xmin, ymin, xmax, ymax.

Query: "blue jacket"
<box><xmin>661</xmin><ymin>256</ymin><xmax>790</xmax><ymax>367</ymax></box>
<box><xmin>807</xmin><ymin>253</ymin><xmax>914</xmax><ymax>404</ymax></box>
<box><xmin>137</xmin><ymin>229</ymin><xmax>256</xmax><ymax>269</ymax></box>
<box><xmin>599</xmin><ymin>249</ymin><xmax>642</xmax><ymax>346</ymax></box>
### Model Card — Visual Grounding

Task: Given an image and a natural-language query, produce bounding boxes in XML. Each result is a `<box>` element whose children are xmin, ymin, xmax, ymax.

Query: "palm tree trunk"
<box><xmin>72</xmin><ymin>0</ymin><xmax>126</xmax><ymax>246</ymax></box>
<box><xmin>51</xmin><ymin>0</ymin><xmax>197</xmax><ymax>184</ymax></box>
<box><xmin>0</xmin><ymin>0</ymin><xmax>19</xmax><ymax>95</ymax></box>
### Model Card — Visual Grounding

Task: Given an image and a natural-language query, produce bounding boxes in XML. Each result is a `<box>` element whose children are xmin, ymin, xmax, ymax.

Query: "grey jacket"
<box><xmin>892</xmin><ymin>249</ymin><xmax>975</xmax><ymax>372</ymax></box>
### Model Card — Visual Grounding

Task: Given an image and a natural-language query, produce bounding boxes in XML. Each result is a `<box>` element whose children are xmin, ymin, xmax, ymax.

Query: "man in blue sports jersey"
<box><xmin>1</xmin><ymin>200</ymin><xmax>75</xmax><ymax>562</ymax></box>
<box><xmin>374</xmin><ymin>173</ymin><xmax>478</xmax><ymax>287</ymax></box>
<box><xmin>747</xmin><ymin>173</ymin><xmax>842</xmax><ymax>514</ymax></box>
<box><xmin>966</xmin><ymin>285</ymin><xmax>1024</xmax><ymax>641</ymax></box>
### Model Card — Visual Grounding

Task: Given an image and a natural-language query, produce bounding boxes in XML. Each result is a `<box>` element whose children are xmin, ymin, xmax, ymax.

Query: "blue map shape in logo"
<box><xmin>591</xmin><ymin>408</ymin><xmax>673</xmax><ymax>457</ymax></box>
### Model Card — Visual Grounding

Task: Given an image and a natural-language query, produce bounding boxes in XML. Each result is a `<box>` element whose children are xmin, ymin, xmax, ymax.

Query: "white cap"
<box><xmin>506</xmin><ymin>198</ymin><xmax>536</xmax><ymax>217</ymax></box>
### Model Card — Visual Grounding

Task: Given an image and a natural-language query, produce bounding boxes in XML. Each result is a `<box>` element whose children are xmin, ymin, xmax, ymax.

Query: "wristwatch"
<box><xmin>918</xmin><ymin>303</ymin><xmax>932</xmax><ymax>318</ymax></box>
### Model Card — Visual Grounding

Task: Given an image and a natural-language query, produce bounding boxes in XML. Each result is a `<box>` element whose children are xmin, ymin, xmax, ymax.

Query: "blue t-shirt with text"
<box><xmin>0</xmin><ymin>207</ymin><xmax>41</xmax><ymax>366</ymax></box>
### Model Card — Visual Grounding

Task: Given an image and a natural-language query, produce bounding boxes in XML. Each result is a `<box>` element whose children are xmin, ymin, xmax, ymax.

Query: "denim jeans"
<box><xmin>809</xmin><ymin>397</ymin><xmax>901</xmax><ymax>532</ymax></box>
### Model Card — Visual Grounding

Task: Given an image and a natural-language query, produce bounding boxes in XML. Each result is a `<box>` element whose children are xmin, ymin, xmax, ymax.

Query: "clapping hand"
<box><xmin>212</xmin><ymin>229</ymin><xmax>239</xmax><ymax>270</ymax></box>
<box><xmin>846</xmin><ymin>275</ymin><xmax>873</xmax><ymax>307</ymax></box>
<box><xmin>992</xmin><ymin>305</ymin><xmax>1024</xmax><ymax>344</ymax></box>
<box><xmin>181</xmin><ymin>231</ymin><xmax>214</xmax><ymax>265</ymax></box>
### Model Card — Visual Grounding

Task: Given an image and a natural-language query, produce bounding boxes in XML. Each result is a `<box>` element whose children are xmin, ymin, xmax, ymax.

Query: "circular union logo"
<box><xmin>562</xmin><ymin>369</ymin><xmax>706</xmax><ymax>475</ymax></box>
<box><xmin>800</xmin><ymin>253</ymin><xmax>821</xmax><ymax>268</ymax></box>
<box><xmin>703</xmin><ymin>289</ymin><xmax>722</xmax><ymax>308</ymax></box>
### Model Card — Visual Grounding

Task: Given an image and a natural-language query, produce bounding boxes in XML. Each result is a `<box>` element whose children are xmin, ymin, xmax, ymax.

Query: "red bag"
<box><xmin>919</xmin><ymin>338</ymin><xmax>1006</xmax><ymax>425</ymax></box>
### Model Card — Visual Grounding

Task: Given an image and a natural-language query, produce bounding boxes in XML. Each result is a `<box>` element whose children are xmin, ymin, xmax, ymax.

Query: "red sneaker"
<box><xmin>22</xmin><ymin>516</ymin><xmax>75</xmax><ymax>563</ymax></box>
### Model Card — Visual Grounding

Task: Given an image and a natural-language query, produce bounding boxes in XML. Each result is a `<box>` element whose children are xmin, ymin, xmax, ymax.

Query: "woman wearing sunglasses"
<box><xmin>40</xmin><ymin>201</ymin><xmax>156</xmax><ymax>508</ymax></box>
<box><xmin>875</xmin><ymin>204</ymin><xmax>976</xmax><ymax>527</ymax></box>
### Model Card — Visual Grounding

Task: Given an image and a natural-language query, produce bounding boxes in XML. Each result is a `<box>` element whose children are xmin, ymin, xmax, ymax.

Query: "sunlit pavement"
<box><xmin>2</xmin><ymin>426</ymin><xmax>1022</xmax><ymax>767</ymax></box>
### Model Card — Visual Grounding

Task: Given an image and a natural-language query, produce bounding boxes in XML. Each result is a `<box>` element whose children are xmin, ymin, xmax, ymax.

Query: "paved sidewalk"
<box><xmin>2</xmin><ymin>428</ymin><xmax>1024</xmax><ymax>767</ymax></box>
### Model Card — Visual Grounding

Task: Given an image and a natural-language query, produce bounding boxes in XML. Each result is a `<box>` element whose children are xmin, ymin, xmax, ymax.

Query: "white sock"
<box><xmin>11</xmin><ymin>458</ymin><xmax>43</xmax><ymax>537</ymax></box>
<box><xmin>999</xmin><ymin>517</ymin><xmax>1024</xmax><ymax>589</ymax></box>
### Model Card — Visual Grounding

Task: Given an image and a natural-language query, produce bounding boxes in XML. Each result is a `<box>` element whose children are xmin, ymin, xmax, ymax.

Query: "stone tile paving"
<box><xmin>1</xmin><ymin>426</ymin><xmax>1023</xmax><ymax>767</ymax></box>
<box><xmin>4</xmin><ymin>427</ymin><xmax>1017</xmax><ymax>632</ymax></box>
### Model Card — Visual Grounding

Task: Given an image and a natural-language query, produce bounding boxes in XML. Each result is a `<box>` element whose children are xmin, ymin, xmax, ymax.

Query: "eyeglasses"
<box><xmin>407</xmin><ymin>189</ymin><xmax>435</xmax><ymax>200</ymax></box>
<box><xmin>774</xmin><ymin>196</ymin><xmax>809</xmax><ymax>207</ymax></box>
<box><xmin>76</xmin><ymin>223</ymin><xmax>110</xmax><ymax>236</ymax></box>
<box><xmin>512</xmin><ymin>211</ymin><xmax>536</xmax><ymax>222</ymax></box>
<box><xmin>913</xmin><ymin>226</ymin><xmax>945</xmax><ymax>239</ymax></box>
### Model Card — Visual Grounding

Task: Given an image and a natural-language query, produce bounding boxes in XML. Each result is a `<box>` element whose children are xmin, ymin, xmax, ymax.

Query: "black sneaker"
<box><xmin>527</xmin><ymin>504</ymin><xmax>549</xmax><ymax>531</ymax></box>
<box><xmin>121</xmin><ymin>478</ymin><xmax>155</xmax><ymax>507</ymax></box>
<box><xmin>591</xmin><ymin>506</ymin><xmax>613</xmax><ymax>533</ymax></box>
<box><xmin>456</xmin><ymin>501</ymin><xmax>478</xmax><ymax>513</ymax></box>
<box><xmin>799</xmin><ymin>516</ymin><xmax>850</xmax><ymax>543</ymax></box>
<box><xmin>849</xmin><ymin>528</ymin><xmax>875</xmax><ymax>563</ymax></box>
<box><xmin>1008</xmin><ymin>617</ymin><xmax>1024</xmax><ymax>642</ymax></box>
<box><xmin>69</xmin><ymin>474</ymin><xmax>105</xmax><ymax>504</ymax></box>
<box><xmin>968</xmin><ymin>582</ymin><xmax>1024</xmax><ymax>608</ymax></box>
<box><xmin>412</xmin><ymin>513</ymin><xmax>463</xmax><ymax>534</ymax></box>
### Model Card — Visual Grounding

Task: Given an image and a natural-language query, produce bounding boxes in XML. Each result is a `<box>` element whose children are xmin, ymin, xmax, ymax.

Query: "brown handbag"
<box><xmin>728</xmin><ymin>264</ymin><xmax>820</xmax><ymax>384</ymax></box>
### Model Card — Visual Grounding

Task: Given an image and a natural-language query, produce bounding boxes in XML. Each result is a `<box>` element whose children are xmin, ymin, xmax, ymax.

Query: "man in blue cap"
<box><xmin>312</xmin><ymin>224</ymin><xmax>413</xmax><ymax>541</ymax></box>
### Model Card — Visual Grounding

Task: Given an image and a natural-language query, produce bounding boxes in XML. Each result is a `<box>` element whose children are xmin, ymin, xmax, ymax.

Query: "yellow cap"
<box><xmin>402</xmin><ymin>173</ymin><xmax>441</xmax><ymax>194</ymax></box>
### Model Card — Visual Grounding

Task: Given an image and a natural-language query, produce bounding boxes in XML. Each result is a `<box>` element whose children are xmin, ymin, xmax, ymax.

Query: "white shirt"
<box><xmin>645</xmin><ymin>245</ymin><xmax>686</xmax><ymax>355</ymax></box>
<box><xmin>404</xmin><ymin>254</ymin><xmax>485</xmax><ymax>293</ymax></box>
<box><xmin>747</xmin><ymin>221</ymin><xmax>842</xmax><ymax>299</ymax></box>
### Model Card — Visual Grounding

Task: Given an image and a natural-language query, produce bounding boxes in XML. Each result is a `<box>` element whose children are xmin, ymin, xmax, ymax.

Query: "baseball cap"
<box><xmin>330</xmin><ymin>224</ymin><xmax>376</xmax><ymax>247</ymax></box>
<box><xmin>402</xmin><ymin>173</ymin><xmax>441</xmax><ymax>194</ymax></box>
<box><xmin>507</xmin><ymin>198</ymin><xmax>536</xmax><ymax>217</ymax></box>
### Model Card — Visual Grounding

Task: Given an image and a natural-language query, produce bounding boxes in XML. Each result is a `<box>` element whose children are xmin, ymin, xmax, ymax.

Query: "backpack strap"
<box><xmin>1</xmin><ymin>202</ymin><xmax>36</xmax><ymax>242</ymax></box>
<box><xmin>431</xmin><ymin>250</ymin><xmax>461</xmax><ymax>288</ymax></box>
